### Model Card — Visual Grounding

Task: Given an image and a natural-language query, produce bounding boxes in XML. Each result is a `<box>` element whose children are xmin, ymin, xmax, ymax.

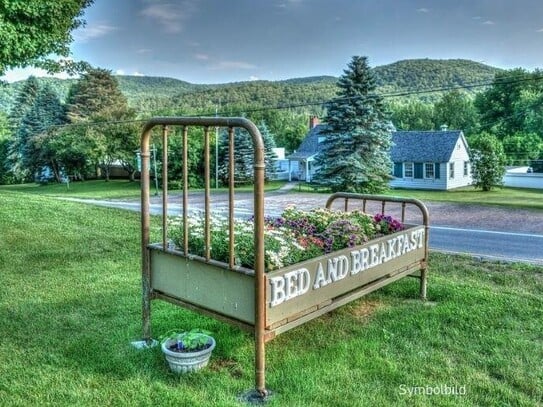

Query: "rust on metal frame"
<box><xmin>325</xmin><ymin>192</ymin><xmax>430</xmax><ymax>299</ymax></box>
<box><xmin>140</xmin><ymin>116</ymin><xmax>268</xmax><ymax>396</ymax></box>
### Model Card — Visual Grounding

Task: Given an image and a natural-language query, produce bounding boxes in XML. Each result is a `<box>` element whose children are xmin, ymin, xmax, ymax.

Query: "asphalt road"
<box><xmin>63</xmin><ymin>192</ymin><xmax>543</xmax><ymax>265</ymax></box>
<box><xmin>430</xmin><ymin>226</ymin><xmax>543</xmax><ymax>265</ymax></box>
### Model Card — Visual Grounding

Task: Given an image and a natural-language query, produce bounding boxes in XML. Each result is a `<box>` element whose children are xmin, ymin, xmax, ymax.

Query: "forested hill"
<box><xmin>0</xmin><ymin>59</ymin><xmax>502</xmax><ymax>113</ymax></box>
<box><xmin>373</xmin><ymin>59</ymin><xmax>502</xmax><ymax>98</ymax></box>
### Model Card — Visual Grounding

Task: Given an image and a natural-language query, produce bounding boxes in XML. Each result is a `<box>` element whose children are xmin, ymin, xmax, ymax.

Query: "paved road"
<box><xmin>430</xmin><ymin>226</ymin><xmax>543</xmax><ymax>265</ymax></box>
<box><xmin>62</xmin><ymin>191</ymin><xmax>543</xmax><ymax>265</ymax></box>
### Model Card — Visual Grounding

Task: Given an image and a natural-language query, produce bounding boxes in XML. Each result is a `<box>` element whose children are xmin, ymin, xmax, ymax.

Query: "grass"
<box><xmin>0</xmin><ymin>179</ymin><xmax>287</xmax><ymax>199</ymax></box>
<box><xmin>295</xmin><ymin>183</ymin><xmax>543</xmax><ymax>211</ymax></box>
<box><xmin>0</xmin><ymin>190</ymin><xmax>542</xmax><ymax>406</ymax></box>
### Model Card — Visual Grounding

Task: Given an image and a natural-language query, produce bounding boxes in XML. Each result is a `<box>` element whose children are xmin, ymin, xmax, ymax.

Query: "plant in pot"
<box><xmin>160</xmin><ymin>328</ymin><xmax>216</xmax><ymax>373</ymax></box>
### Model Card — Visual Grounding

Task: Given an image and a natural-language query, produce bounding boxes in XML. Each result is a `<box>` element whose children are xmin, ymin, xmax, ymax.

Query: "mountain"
<box><xmin>373</xmin><ymin>59</ymin><xmax>502</xmax><ymax>101</ymax></box>
<box><xmin>0</xmin><ymin>59</ymin><xmax>502</xmax><ymax>114</ymax></box>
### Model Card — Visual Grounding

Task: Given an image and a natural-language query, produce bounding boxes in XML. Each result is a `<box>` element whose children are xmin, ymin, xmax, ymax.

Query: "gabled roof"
<box><xmin>391</xmin><ymin>130</ymin><xmax>466</xmax><ymax>162</ymax></box>
<box><xmin>287</xmin><ymin>124</ymin><xmax>327</xmax><ymax>160</ymax></box>
<box><xmin>288</xmin><ymin>126</ymin><xmax>467</xmax><ymax>163</ymax></box>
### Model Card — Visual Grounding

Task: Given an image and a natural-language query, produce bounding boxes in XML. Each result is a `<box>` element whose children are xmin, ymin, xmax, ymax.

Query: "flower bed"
<box><xmin>168</xmin><ymin>207</ymin><xmax>405</xmax><ymax>272</ymax></box>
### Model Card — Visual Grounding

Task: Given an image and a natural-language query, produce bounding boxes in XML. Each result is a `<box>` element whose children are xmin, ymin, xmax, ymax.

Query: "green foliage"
<box><xmin>1</xmin><ymin>189</ymin><xmax>542</xmax><ymax>406</ymax></box>
<box><xmin>161</xmin><ymin>329</ymin><xmax>213</xmax><ymax>352</ymax></box>
<box><xmin>0</xmin><ymin>0</ymin><xmax>93</xmax><ymax>75</ymax></box>
<box><xmin>314</xmin><ymin>56</ymin><xmax>393</xmax><ymax>193</ymax></box>
<box><xmin>388</xmin><ymin>100</ymin><xmax>435</xmax><ymax>130</ymax></box>
<box><xmin>475</xmin><ymin>68</ymin><xmax>540</xmax><ymax>138</ymax></box>
<box><xmin>374</xmin><ymin>58</ymin><xmax>501</xmax><ymax>102</ymax></box>
<box><xmin>65</xmin><ymin>68</ymin><xmax>136</xmax><ymax>180</ymax></box>
<box><xmin>217</xmin><ymin>122</ymin><xmax>277</xmax><ymax>185</ymax></box>
<box><xmin>470</xmin><ymin>132</ymin><xmax>507</xmax><ymax>191</ymax></box>
<box><xmin>66</xmin><ymin>68</ymin><xmax>131</xmax><ymax>122</ymax></box>
<box><xmin>433</xmin><ymin>90</ymin><xmax>478</xmax><ymax>135</ymax></box>
<box><xmin>502</xmin><ymin>132</ymin><xmax>543</xmax><ymax>165</ymax></box>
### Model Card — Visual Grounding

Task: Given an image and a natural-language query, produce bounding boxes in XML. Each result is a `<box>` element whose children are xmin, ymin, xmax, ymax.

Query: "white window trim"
<box><xmin>404</xmin><ymin>162</ymin><xmax>414</xmax><ymax>178</ymax></box>
<box><xmin>424</xmin><ymin>162</ymin><xmax>434</xmax><ymax>179</ymax></box>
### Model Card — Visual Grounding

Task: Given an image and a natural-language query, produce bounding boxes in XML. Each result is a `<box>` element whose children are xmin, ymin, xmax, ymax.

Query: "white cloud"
<box><xmin>115</xmin><ymin>69</ymin><xmax>126</xmax><ymax>75</ymax></box>
<box><xmin>137</xmin><ymin>48</ymin><xmax>152</xmax><ymax>54</ymax></box>
<box><xmin>195</xmin><ymin>53</ymin><xmax>210</xmax><ymax>61</ymax></box>
<box><xmin>482</xmin><ymin>20</ymin><xmax>495</xmax><ymax>25</ymax></box>
<box><xmin>249</xmin><ymin>75</ymin><xmax>259</xmax><ymax>81</ymax></box>
<box><xmin>141</xmin><ymin>1</ymin><xmax>198</xmax><ymax>34</ymax></box>
<box><xmin>74</xmin><ymin>23</ymin><xmax>117</xmax><ymax>42</ymax></box>
<box><xmin>0</xmin><ymin>67</ymin><xmax>73</xmax><ymax>83</ymax></box>
<box><xmin>417</xmin><ymin>8</ymin><xmax>430</xmax><ymax>13</ymax></box>
<box><xmin>132</xmin><ymin>71</ymin><xmax>145</xmax><ymax>77</ymax></box>
<box><xmin>537</xmin><ymin>28</ymin><xmax>543</xmax><ymax>32</ymax></box>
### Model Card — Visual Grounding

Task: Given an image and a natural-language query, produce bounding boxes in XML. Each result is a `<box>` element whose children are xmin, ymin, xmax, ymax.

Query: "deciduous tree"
<box><xmin>470</xmin><ymin>132</ymin><xmax>506</xmax><ymax>191</ymax></box>
<box><xmin>0</xmin><ymin>0</ymin><xmax>93</xmax><ymax>76</ymax></box>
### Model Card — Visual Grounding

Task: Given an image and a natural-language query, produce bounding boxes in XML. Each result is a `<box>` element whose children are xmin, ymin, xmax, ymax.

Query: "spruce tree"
<box><xmin>18</xmin><ymin>85</ymin><xmax>66</xmax><ymax>180</ymax></box>
<box><xmin>217</xmin><ymin>121</ymin><xmax>278</xmax><ymax>184</ymax></box>
<box><xmin>258</xmin><ymin>121</ymin><xmax>278</xmax><ymax>181</ymax></box>
<box><xmin>7</xmin><ymin>76</ymin><xmax>40</xmax><ymax>181</ymax></box>
<box><xmin>313</xmin><ymin>56</ymin><xmax>393</xmax><ymax>193</ymax></box>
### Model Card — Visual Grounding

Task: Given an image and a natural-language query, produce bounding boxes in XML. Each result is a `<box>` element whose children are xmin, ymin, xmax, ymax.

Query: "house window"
<box><xmin>449</xmin><ymin>162</ymin><xmax>455</xmax><ymax>179</ymax></box>
<box><xmin>464</xmin><ymin>161</ymin><xmax>469</xmax><ymax>176</ymax></box>
<box><xmin>424</xmin><ymin>163</ymin><xmax>434</xmax><ymax>179</ymax></box>
<box><xmin>404</xmin><ymin>162</ymin><xmax>413</xmax><ymax>178</ymax></box>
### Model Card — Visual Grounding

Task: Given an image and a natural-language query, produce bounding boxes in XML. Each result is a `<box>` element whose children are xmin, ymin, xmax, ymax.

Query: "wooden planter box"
<box><xmin>149</xmin><ymin>224</ymin><xmax>426</xmax><ymax>338</ymax></box>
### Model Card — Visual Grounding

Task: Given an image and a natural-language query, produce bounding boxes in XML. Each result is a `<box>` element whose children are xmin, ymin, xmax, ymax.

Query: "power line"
<box><xmin>10</xmin><ymin>72</ymin><xmax>543</xmax><ymax>132</ymax></box>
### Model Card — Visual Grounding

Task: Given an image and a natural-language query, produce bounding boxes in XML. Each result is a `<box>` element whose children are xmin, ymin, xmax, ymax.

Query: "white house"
<box><xmin>390</xmin><ymin>130</ymin><xmax>472</xmax><ymax>190</ymax></box>
<box><xmin>288</xmin><ymin>120</ymin><xmax>472</xmax><ymax>190</ymax></box>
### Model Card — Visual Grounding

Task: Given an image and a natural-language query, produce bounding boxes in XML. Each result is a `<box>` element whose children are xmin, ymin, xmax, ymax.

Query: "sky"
<box><xmin>3</xmin><ymin>0</ymin><xmax>543</xmax><ymax>84</ymax></box>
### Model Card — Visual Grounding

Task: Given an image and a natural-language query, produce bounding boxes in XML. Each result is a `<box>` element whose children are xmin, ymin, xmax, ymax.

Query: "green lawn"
<box><xmin>296</xmin><ymin>184</ymin><xmax>543</xmax><ymax>210</ymax></box>
<box><xmin>0</xmin><ymin>179</ymin><xmax>287</xmax><ymax>199</ymax></box>
<box><xmin>0</xmin><ymin>190</ymin><xmax>541</xmax><ymax>406</ymax></box>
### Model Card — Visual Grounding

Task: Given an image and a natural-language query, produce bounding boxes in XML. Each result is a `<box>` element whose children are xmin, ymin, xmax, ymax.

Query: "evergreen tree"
<box><xmin>314</xmin><ymin>56</ymin><xmax>393</xmax><ymax>193</ymax></box>
<box><xmin>6</xmin><ymin>76</ymin><xmax>40</xmax><ymax>181</ymax></box>
<box><xmin>470</xmin><ymin>132</ymin><xmax>506</xmax><ymax>191</ymax></box>
<box><xmin>65</xmin><ymin>68</ymin><xmax>135</xmax><ymax>179</ymax></box>
<box><xmin>18</xmin><ymin>85</ymin><xmax>66</xmax><ymax>180</ymax></box>
<box><xmin>217</xmin><ymin>121</ymin><xmax>277</xmax><ymax>184</ymax></box>
<box><xmin>218</xmin><ymin>128</ymin><xmax>254</xmax><ymax>185</ymax></box>
<box><xmin>258</xmin><ymin>121</ymin><xmax>278</xmax><ymax>181</ymax></box>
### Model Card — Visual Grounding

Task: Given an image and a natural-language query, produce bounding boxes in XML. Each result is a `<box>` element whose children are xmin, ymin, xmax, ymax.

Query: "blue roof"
<box><xmin>288</xmin><ymin>126</ymin><xmax>466</xmax><ymax>163</ymax></box>
<box><xmin>287</xmin><ymin>124</ymin><xmax>328</xmax><ymax>160</ymax></box>
<box><xmin>391</xmin><ymin>130</ymin><xmax>465</xmax><ymax>162</ymax></box>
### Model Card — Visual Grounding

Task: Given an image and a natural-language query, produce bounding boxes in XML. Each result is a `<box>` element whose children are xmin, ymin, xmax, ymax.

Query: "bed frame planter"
<box><xmin>139</xmin><ymin>117</ymin><xmax>429</xmax><ymax>401</ymax></box>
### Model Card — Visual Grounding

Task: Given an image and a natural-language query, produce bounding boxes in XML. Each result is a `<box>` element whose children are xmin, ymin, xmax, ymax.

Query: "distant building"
<box><xmin>289</xmin><ymin>119</ymin><xmax>473</xmax><ymax>190</ymax></box>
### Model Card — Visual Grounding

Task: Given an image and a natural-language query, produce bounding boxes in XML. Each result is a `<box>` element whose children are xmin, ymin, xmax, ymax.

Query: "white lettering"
<box><xmin>379</xmin><ymin>242</ymin><xmax>388</xmax><ymax>264</ymax></box>
<box><xmin>387</xmin><ymin>237</ymin><xmax>397</xmax><ymax>260</ymax></box>
<box><xmin>284</xmin><ymin>270</ymin><xmax>299</xmax><ymax>300</ymax></box>
<box><xmin>297</xmin><ymin>268</ymin><xmax>311</xmax><ymax>296</ymax></box>
<box><xmin>397</xmin><ymin>234</ymin><xmax>404</xmax><ymax>255</ymax></box>
<box><xmin>361</xmin><ymin>248</ymin><xmax>370</xmax><ymax>270</ymax></box>
<box><xmin>313</xmin><ymin>262</ymin><xmax>327</xmax><ymax>289</ymax></box>
<box><xmin>370</xmin><ymin>244</ymin><xmax>379</xmax><ymax>266</ymax></box>
<box><xmin>410</xmin><ymin>230</ymin><xmax>417</xmax><ymax>250</ymax></box>
<box><xmin>403</xmin><ymin>233</ymin><xmax>411</xmax><ymax>253</ymax></box>
<box><xmin>351</xmin><ymin>250</ymin><xmax>362</xmax><ymax>275</ymax></box>
<box><xmin>269</xmin><ymin>276</ymin><xmax>286</xmax><ymax>307</ymax></box>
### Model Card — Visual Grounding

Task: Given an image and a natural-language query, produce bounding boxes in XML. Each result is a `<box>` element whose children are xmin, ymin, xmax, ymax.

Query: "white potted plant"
<box><xmin>160</xmin><ymin>329</ymin><xmax>216</xmax><ymax>373</ymax></box>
